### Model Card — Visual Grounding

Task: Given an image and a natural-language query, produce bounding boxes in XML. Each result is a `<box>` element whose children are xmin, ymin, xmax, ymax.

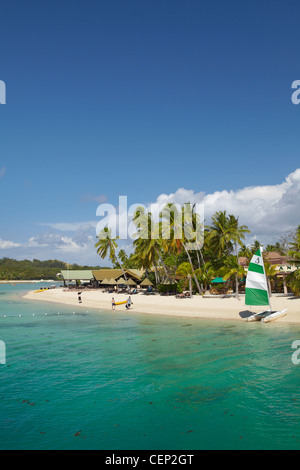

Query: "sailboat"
<box><xmin>245</xmin><ymin>247</ymin><xmax>287</xmax><ymax>322</ymax></box>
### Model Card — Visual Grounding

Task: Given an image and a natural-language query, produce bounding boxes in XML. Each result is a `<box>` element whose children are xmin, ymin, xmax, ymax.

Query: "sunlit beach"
<box><xmin>24</xmin><ymin>287</ymin><xmax>300</xmax><ymax>323</ymax></box>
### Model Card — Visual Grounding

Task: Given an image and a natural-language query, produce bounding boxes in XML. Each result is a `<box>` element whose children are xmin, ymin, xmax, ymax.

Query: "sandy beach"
<box><xmin>23</xmin><ymin>288</ymin><xmax>300</xmax><ymax>323</ymax></box>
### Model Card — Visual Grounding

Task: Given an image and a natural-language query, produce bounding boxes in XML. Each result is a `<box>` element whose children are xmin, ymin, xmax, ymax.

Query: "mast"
<box><xmin>260</xmin><ymin>246</ymin><xmax>272</xmax><ymax>312</ymax></box>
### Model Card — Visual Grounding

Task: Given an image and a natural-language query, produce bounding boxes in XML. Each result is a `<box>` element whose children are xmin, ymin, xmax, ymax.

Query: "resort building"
<box><xmin>92</xmin><ymin>269</ymin><xmax>142</xmax><ymax>286</ymax></box>
<box><xmin>60</xmin><ymin>270</ymin><xmax>95</xmax><ymax>287</ymax></box>
<box><xmin>59</xmin><ymin>268</ymin><xmax>143</xmax><ymax>288</ymax></box>
<box><xmin>239</xmin><ymin>251</ymin><xmax>298</xmax><ymax>294</ymax></box>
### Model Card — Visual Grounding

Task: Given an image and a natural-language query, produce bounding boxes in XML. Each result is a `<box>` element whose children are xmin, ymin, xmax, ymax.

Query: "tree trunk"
<box><xmin>154</xmin><ymin>246</ymin><xmax>177</xmax><ymax>283</ymax></box>
<box><xmin>268</xmin><ymin>277</ymin><xmax>272</xmax><ymax>297</ymax></box>
<box><xmin>235</xmin><ymin>273</ymin><xmax>239</xmax><ymax>299</ymax></box>
<box><xmin>183</xmin><ymin>243</ymin><xmax>201</xmax><ymax>295</ymax></box>
<box><xmin>188</xmin><ymin>274</ymin><xmax>192</xmax><ymax>298</ymax></box>
<box><xmin>235</xmin><ymin>242</ymin><xmax>240</xmax><ymax>265</ymax></box>
<box><xmin>283</xmin><ymin>276</ymin><xmax>288</xmax><ymax>294</ymax></box>
<box><xmin>195</xmin><ymin>249</ymin><xmax>201</xmax><ymax>270</ymax></box>
<box><xmin>116</xmin><ymin>255</ymin><xmax>128</xmax><ymax>281</ymax></box>
<box><xmin>153</xmin><ymin>259</ymin><xmax>160</xmax><ymax>284</ymax></box>
<box><xmin>197</xmin><ymin>242</ymin><xmax>205</xmax><ymax>266</ymax></box>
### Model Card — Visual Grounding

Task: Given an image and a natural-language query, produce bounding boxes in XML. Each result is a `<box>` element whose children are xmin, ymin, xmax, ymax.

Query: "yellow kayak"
<box><xmin>114</xmin><ymin>301</ymin><xmax>127</xmax><ymax>305</ymax></box>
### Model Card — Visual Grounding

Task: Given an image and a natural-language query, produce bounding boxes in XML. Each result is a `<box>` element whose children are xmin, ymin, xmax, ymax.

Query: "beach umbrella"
<box><xmin>140</xmin><ymin>278</ymin><xmax>153</xmax><ymax>286</ymax></box>
<box><xmin>106</xmin><ymin>278</ymin><xmax>116</xmax><ymax>285</ymax></box>
<box><xmin>211</xmin><ymin>277</ymin><xmax>226</xmax><ymax>283</ymax></box>
<box><xmin>116</xmin><ymin>277</ymin><xmax>125</xmax><ymax>285</ymax></box>
<box><xmin>100</xmin><ymin>278</ymin><xmax>109</xmax><ymax>284</ymax></box>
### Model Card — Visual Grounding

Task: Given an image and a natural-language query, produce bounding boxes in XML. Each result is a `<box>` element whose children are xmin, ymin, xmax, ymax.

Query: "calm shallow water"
<box><xmin>0</xmin><ymin>283</ymin><xmax>300</xmax><ymax>450</ymax></box>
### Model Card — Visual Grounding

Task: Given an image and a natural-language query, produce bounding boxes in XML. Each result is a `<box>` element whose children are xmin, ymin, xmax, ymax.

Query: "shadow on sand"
<box><xmin>239</xmin><ymin>310</ymin><xmax>255</xmax><ymax>320</ymax></box>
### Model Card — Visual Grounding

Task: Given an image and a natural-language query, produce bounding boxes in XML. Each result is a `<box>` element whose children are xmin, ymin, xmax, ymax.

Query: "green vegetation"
<box><xmin>95</xmin><ymin>205</ymin><xmax>300</xmax><ymax>296</ymax></box>
<box><xmin>95</xmin><ymin>227</ymin><xmax>128</xmax><ymax>280</ymax></box>
<box><xmin>0</xmin><ymin>258</ymin><xmax>100</xmax><ymax>280</ymax></box>
<box><xmin>286</xmin><ymin>225</ymin><xmax>300</xmax><ymax>295</ymax></box>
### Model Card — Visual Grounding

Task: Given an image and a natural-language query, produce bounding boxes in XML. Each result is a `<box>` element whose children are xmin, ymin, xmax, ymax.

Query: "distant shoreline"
<box><xmin>23</xmin><ymin>287</ymin><xmax>300</xmax><ymax>324</ymax></box>
<box><xmin>0</xmin><ymin>280</ymin><xmax>59</xmax><ymax>284</ymax></box>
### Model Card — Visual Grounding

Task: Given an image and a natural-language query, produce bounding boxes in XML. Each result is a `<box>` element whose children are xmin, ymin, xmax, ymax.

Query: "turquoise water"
<box><xmin>0</xmin><ymin>283</ymin><xmax>300</xmax><ymax>450</ymax></box>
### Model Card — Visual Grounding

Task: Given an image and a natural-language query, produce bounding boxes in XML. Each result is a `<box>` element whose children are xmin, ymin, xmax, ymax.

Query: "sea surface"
<box><xmin>0</xmin><ymin>283</ymin><xmax>300</xmax><ymax>450</ymax></box>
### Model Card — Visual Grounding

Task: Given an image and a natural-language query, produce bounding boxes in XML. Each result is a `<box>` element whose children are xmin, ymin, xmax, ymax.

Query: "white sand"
<box><xmin>23</xmin><ymin>288</ymin><xmax>300</xmax><ymax>323</ymax></box>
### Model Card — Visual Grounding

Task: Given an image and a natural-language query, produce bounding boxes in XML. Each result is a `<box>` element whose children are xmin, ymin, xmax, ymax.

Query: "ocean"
<box><xmin>0</xmin><ymin>283</ymin><xmax>300</xmax><ymax>450</ymax></box>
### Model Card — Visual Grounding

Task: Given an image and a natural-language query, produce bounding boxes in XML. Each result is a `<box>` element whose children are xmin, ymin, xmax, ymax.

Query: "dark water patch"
<box><xmin>174</xmin><ymin>385</ymin><xmax>231</xmax><ymax>404</ymax></box>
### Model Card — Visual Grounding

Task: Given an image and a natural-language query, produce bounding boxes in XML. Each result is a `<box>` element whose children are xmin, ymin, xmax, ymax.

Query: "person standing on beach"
<box><xmin>78</xmin><ymin>292</ymin><xmax>82</xmax><ymax>304</ymax></box>
<box><xmin>126</xmin><ymin>296</ymin><xmax>132</xmax><ymax>309</ymax></box>
<box><xmin>112</xmin><ymin>297</ymin><xmax>115</xmax><ymax>311</ymax></box>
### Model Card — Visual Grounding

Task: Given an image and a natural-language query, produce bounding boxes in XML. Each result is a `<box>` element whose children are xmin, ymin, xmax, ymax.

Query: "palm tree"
<box><xmin>286</xmin><ymin>225</ymin><xmax>300</xmax><ymax>295</ymax></box>
<box><xmin>227</xmin><ymin>214</ymin><xmax>250</xmax><ymax>264</ymax></box>
<box><xmin>250</xmin><ymin>240</ymin><xmax>261</xmax><ymax>253</ymax></box>
<box><xmin>176</xmin><ymin>262</ymin><xmax>195</xmax><ymax>297</ymax></box>
<box><xmin>191</xmin><ymin>202</ymin><xmax>205</xmax><ymax>268</ymax></box>
<box><xmin>288</xmin><ymin>225</ymin><xmax>300</xmax><ymax>264</ymax></box>
<box><xmin>95</xmin><ymin>227</ymin><xmax>128</xmax><ymax>280</ymax></box>
<box><xmin>197</xmin><ymin>262</ymin><xmax>215</xmax><ymax>293</ymax></box>
<box><xmin>206</xmin><ymin>212</ymin><xmax>250</xmax><ymax>271</ymax></box>
<box><xmin>265</xmin><ymin>242</ymin><xmax>285</xmax><ymax>255</ymax></box>
<box><xmin>206</xmin><ymin>210</ymin><xmax>233</xmax><ymax>256</ymax></box>
<box><xmin>161</xmin><ymin>203</ymin><xmax>202</xmax><ymax>294</ymax></box>
<box><xmin>286</xmin><ymin>270</ymin><xmax>300</xmax><ymax>296</ymax></box>
<box><xmin>263</xmin><ymin>260</ymin><xmax>278</xmax><ymax>297</ymax></box>
<box><xmin>118</xmin><ymin>249</ymin><xmax>128</xmax><ymax>265</ymax></box>
<box><xmin>238</xmin><ymin>244</ymin><xmax>252</xmax><ymax>260</ymax></box>
<box><xmin>131</xmin><ymin>207</ymin><xmax>170</xmax><ymax>283</ymax></box>
<box><xmin>219</xmin><ymin>255</ymin><xmax>245</xmax><ymax>299</ymax></box>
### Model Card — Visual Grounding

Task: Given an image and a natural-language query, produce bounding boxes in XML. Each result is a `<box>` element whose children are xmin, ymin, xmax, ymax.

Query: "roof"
<box><xmin>239</xmin><ymin>257</ymin><xmax>249</xmax><ymax>267</ymax></box>
<box><xmin>140</xmin><ymin>278</ymin><xmax>153</xmax><ymax>286</ymax></box>
<box><xmin>92</xmin><ymin>269</ymin><xmax>123</xmax><ymax>281</ymax></box>
<box><xmin>92</xmin><ymin>268</ymin><xmax>142</xmax><ymax>282</ymax></box>
<box><xmin>60</xmin><ymin>270</ymin><xmax>94</xmax><ymax>281</ymax></box>
<box><xmin>264</xmin><ymin>252</ymin><xmax>287</xmax><ymax>265</ymax></box>
<box><xmin>239</xmin><ymin>251</ymin><xmax>288</xmax><ymax>267</ymax></box>
<box><xmin>126</xmin><ymin>268</ymin><xmax>144</xmax><ymax>278</ymax></box>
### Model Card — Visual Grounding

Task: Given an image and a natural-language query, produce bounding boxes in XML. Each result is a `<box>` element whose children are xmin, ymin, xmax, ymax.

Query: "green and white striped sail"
<box><xmin>245</xmin><ymin>248</ymin><xmax>270</xmax><ymax>306</ymax></box>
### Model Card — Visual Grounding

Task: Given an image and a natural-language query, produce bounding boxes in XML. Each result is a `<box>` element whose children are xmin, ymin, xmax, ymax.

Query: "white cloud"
<box><xmin>149</xmin><ymin>168</ymin><xmax>300</xmax><ymax>244</ymax></box>
<box><xmin>29</xmin><ymin>228</ymin><xmax>94</xmax><ymax>253</ymax></box>
<box><xmin>0</xmin><ymin>238</ymin><xmax>20</xmax><ymax>249</ymax></box>
<box><xmin>37</xmin><ymin>221</ymin><xmax>97</xmax><ymax>232</ymax></box>
<box><xmin>1</xmin><ymin>170</ymin><xmax>299</xmax><ymax>263</ymax></box>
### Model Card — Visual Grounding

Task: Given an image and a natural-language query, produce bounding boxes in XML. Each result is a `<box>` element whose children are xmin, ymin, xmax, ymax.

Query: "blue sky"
<box><xmin>0</xmin><ymin>0</ymin><xmax>300</xmax><ymax>264</ymax></box>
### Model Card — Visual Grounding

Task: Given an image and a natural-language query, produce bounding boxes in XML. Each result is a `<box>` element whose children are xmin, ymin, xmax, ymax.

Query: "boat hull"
<box><xmin>247</xmin><ymin>310</ymin><xmax>271</xmax><ymax>322</ymax></box>
<box><xmin>262</xmin><ymin>309</ymin><xmax>288</xmax><ymax>323</ymax></box>
<box><xmin>247</xmin><ymin>309</ymin><xmax>288</xmax><ymax>322</ymax></box>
